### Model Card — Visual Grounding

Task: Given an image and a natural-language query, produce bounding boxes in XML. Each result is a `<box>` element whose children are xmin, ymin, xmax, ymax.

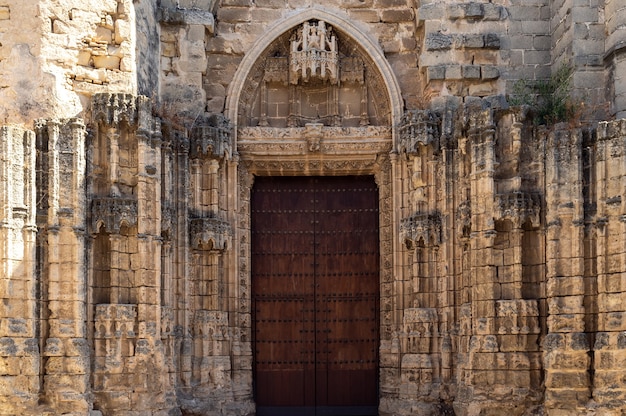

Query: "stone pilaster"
<box><xmin>543</xmin><ymin>126</ymin><xmax>590</xmax><ymax>414</ymax></box>
<box><xmin>36</xmin><ymin>119</ymin><xmax>90</xmax><ymax>414</ymax></box>
<box><xmin>0</xmin><ymin>125</ymin><xmax>38</xmax><ymax>415</ymax></box>
<box><xmin>462</xmin><ymin>108</ymin><xmax>501</xmax><ymax>413</ymax></box>
<box><xmin>592</xmin><ymin>120</ymin><xmax>626</xmax><ymax>412</ymax></box>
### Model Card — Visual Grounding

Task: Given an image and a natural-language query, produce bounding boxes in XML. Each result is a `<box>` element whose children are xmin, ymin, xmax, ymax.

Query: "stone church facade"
<box><xmin>1</xmin><ymin>0</ymin><xmax>626</xmax><ymax>415</ymax></box>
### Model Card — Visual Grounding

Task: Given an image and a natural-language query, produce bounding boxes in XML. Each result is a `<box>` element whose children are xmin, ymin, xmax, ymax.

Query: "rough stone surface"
<box><xmin>1</xmin><ymin>1</ymin><xmax>626</xmax><ymax>416</ymax></box>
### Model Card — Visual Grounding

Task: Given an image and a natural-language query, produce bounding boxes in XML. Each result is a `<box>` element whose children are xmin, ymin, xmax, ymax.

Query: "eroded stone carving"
<box><xmin>190</xmin><ymin>216</ymin><xmax>232</xmax><ymax>251</ymax></box>
<box><xmin>401</xmin><ymin>213</ymin><xmax>442</xmax><ymax>248</ymax></box>
<box><xmin>399</xmin><ymin>110</ymin><xmax>441</xmax><ymax>154</ymax></box>
<box><xmin>190</xmin><ymin>114</ymin><xmax>233</xmax><ymax>160</ymax></box>
<box><xmin>91</xmin><ymin>197</ymin><xmax>138</xmax><ymax>233</ymax></box>
<box><xmin>496</xmin><ymin>192</ymin><xmax>541</xmax><ymax>227</ymax></box>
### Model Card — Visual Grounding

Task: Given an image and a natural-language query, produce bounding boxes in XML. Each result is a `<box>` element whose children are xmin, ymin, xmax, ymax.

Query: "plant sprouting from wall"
<box><xmin>509</xmin><ymin>64</ymin><xmax>577</xmax><ymax>125</ymax></box>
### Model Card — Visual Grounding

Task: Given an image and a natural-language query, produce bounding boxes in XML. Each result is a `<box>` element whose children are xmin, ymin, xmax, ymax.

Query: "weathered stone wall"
<box><xmin>0</xmin><ymin>0</ymin><xmax>140</xmax><ymax>125</ymax></box>
<box><xmin>135</xmin><ymin>0</ymin><xmax>161</xmax><ymax>97</ymax></box>
<box><xmin>606</xmin><ymin>0</ymin><xmax>626</xmax><ymax>118</ymax></box>
<box><xmin>2</xmin><ymin>1</ymin><xmax>626</xmax><ymax>416</ymax></box>
<box><xmin>551</xmin><ymin>0</ymin><xmax>605</xmax><ymax>118</ymax></box>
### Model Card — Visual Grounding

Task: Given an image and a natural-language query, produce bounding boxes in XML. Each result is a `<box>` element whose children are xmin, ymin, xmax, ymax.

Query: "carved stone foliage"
<box><xmin>190</xmin><ymin>114</ymin><xmax>233</xmax><ymax>160</ymax></box>
<box><xmin>401</xmin><ymin>212</ymin><xmax>443</xmax><ymax>248</ymax></box>
<box><xmin>495</xmin><ymin>192</ymin><xmax>541</xmax><ymax>226</ymax></box>
<box><xmin>91</xmin><ymin>197</ymin><xmax>138</xmax><ymax>234</ymax></box>
<box><xmin>238</xmin><ymin>20</ymin><xmax>391</xmax><ymax>127</ymax></box>
<box><xmin>398</xmin><ymin>110</ymin><xmax>441</xmax><ymax>155</ymax></box>
<box><xmin>190</xmin><ymin>216</ymin><xmax>232</xmax><ymax>251</ymax></box>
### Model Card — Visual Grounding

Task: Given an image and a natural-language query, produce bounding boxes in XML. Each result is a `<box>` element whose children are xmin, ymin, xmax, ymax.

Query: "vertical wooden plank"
<box><xmin>252</xmin><ymin>177</ymin><xmax>316</xmax><ymax>407</ymax></box>
<box><xmin>315</xmin><ymin>176</ymin><xmax>380</xmax><ymax>408</ymax></box>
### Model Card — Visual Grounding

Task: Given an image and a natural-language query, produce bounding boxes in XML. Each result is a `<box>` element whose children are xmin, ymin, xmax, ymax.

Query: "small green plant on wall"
<box><xmin>510</xmin><ymin>64</ymin><xmax>578</xmax><ymax>125</ymax></box>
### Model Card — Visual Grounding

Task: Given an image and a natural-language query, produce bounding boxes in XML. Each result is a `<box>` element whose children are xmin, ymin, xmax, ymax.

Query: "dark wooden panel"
<box><xmin>314</xmin><ymin>177</ymin><xmax>379</xmax><ymax>408</ymax></box>
<box><xmin>252</xmin><ymin>176</ymin><xmax>379</xmax><ymax>414</ymax></box>
<box><xmin>252</xmin><ymin>177</ymin><xmax>316</xmax><ymax>407</ymax></box>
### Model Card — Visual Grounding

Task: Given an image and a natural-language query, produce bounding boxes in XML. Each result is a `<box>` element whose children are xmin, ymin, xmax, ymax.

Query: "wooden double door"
<box><xmin>252</xmin><ymin>176</ymin><xmax>380</xmax><ymax>416</ymax></box>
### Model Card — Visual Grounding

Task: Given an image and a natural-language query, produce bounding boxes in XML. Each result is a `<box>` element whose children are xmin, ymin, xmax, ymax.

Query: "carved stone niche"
<box><xmin>91</xmin><ymin>197</ymin><xmax>138</xmax><ymax>234</ymax></box>
<box><xmin>401</xmin><ymin>212</ymin><xmax>443</xmax><ymax>249</ymax></box>
<box><xmin>190</xmin><ymin>114</ymin><xmax>233</xmax><ymax>160</ymax></box>
<box><xmin>238</xmin><ymin>19</ymin><xmax>391</xmax><ymax>128</ymax></box>
<box><xmin>189</xmin><ymin>216</ymin><xmax>232</xmax><ymax>251</ymax></box>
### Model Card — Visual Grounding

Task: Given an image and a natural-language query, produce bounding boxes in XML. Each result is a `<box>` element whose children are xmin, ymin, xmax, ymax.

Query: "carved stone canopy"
<box><xmin>91</xmin><ymin>197</ymin><xmax>138</xmax><ymax>234</ymax></box>
<box><xmin>290</xmin><ymin>20</ymin><xmax>338</xmax><ymax>85</ymax></box>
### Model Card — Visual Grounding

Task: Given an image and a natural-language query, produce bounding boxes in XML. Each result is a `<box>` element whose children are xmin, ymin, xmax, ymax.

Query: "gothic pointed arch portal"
<box><xmin>227</xmin><ymin>8</ymin><xmax>401</xmax><ymax>415</ymax></box>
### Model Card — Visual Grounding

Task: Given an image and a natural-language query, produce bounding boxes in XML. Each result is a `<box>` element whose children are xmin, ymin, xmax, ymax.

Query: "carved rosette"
<box><xmin>190</xmin><ymin>114</ymin><xmax>233</xmax><ymax>160</ymax></box>
<box><xmin>398</xmin><ymin>110</ymin><xmax>441</xmax><ymax>155</ymax></box>
<box><xmin>190</xmin><ymin>216</ymin><xmax>233</xmax><ymax>251</ymax></box>
<box><xmin>400</xmin><ymin>212</ymin><xmax>443</xmax><ymax>248</ymax></box>
<box><xmin>91</xmin><ymin>197</ymin><xmax>138</xmax><ymax>234</ymax></box>
<box><xmin>495</xmin><ymin>192</ymin><xmax>541</xmax><ymax>226</ymax></box>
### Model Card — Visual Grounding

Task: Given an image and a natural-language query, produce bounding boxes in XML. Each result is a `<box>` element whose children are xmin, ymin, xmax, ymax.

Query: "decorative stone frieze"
<box><xmin>92</xmin><ymin>93</ymin><xmax>143</xmax><ymax>126</ymax></box>
<box><xmin>237</xmin><ymin>126</ymin><xmax>392</xmax><ymax>156</ymax></box>
<box><xmin>495</xmin><ymin>192</ymin><xmax>542</xmax><ymax>226</ymax></box>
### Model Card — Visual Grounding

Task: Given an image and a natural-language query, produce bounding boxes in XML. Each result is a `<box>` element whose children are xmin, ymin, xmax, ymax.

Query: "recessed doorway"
<box><xmin>251</xmin><ymin>176</ymin><xmax>380</xmax><ymax>416</ymax></box>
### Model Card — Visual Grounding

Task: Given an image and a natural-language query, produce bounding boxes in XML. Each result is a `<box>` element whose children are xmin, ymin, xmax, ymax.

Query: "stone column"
<box><xmin>0</xmin><ymin>125</ymin><xmax>39</xmax><ymax>415</ymax></box>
